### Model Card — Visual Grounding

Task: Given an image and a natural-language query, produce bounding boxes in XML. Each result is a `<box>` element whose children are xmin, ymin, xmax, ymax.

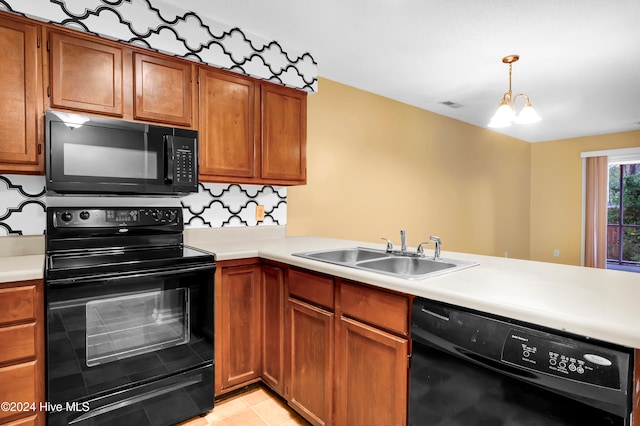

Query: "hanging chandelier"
<box><xmin>488</xmin><ymin>54</ymin><xmax>541</xmax><ymax>128</ymax></box>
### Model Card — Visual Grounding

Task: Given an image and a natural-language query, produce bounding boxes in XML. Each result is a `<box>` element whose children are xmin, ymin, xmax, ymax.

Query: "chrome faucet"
<box><xmin>430</xmin><ymin>235</ymin><xmax>442</xmax><ymax>260</ymax></box>
<box><xmin>400</xmin><ymin>229</ymin><xmax>407</xmax><ymax>253</ymax></box>
<box><xmin>381</xmin><ymin>237</ymin><xmax>394</xmax><ymax>252</ymax></box>
<box><xmin>416</xmin><ymin>241</ymin><xmax>430</xmax><ymax>257</ymax></box>
<box><xmin>383</xmin><ymin>231</ymin><xmax>441</xmax><ymax>259</ymax></box>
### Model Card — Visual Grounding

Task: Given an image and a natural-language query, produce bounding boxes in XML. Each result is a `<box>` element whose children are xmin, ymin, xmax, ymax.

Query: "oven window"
<box><xmin>63</xmin><ymin>143</ymin><xmax>158</xmax><ymax>179</ymax></box>
<box><xmin>86</xmin><ymin>288</ymin><xmax>189</xmax><ymax>367</ymax></box>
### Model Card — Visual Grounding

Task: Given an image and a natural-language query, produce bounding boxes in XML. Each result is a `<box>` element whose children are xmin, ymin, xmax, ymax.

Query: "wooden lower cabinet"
<box><xmin>261</xmin><ymin>264</ymin><xmax>285</xmax><ymax>394</ymax></box>
<box><xmin>0</xmin><ymin>280</ymin><xmax>44</xmax><ymax>426</ymax></box>
<box><xmin>214</xmin><ymin>261</ymin><xmax>411</xmax><ymax>425</ymax></box>
<box><xmin>284</xmin><ymin>269</ymin><xmax>409</xmax><ymax>426</ymax></box>
<box><xmin>215</xmin><ymin>259</ymin><xmax>262</xmax><ymax>395</ymax></box>
<box><xmin>336</xmin><ymin>317</ymin><xmax>408</xmax><ymax>425</ymax></box>
<box><xmin>287</xmin><ymin>298</ymin><xmax>334</xmax><ymax>426</ymax></box>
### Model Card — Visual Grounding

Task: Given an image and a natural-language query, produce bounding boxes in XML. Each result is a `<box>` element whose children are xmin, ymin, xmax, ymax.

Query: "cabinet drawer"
<box><xmin>0</xmin><ymin>361</ymin><xmax>37</xmax><ymax>422</ymax></box>
<box><xmin>0</xmin><ymin>286</ymin><xmax>36</xmax><ymax>325</ymax></box>
<box><xmin>3</xmin><ymin>415</ymin><xmax>38</xmax><ymax>426</ymax></box>
<box><xmin>0</xmin><ymin>323</ymin><xmax>36</xmax><ymax>364</ymax></box>
<box><xmin>340</xmin><ymin>281</ymin><xmax>409</xmax><ymax>336</ymax></box>
<box><xmin>288</xmin><ymin>269</ymin><xmax>334</xmax><ymax>310</ymax></box>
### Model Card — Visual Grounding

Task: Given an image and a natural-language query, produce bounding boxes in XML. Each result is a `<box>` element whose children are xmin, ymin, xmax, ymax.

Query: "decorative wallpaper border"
<box><xmin>0</xmin><ymin>175</ymin><xmax>47</xmax><ymax>236</ymax></box>
<box><xmin>0</xmin><ymin>0</ymin><xmax>317</xmax><ymax>92</ymax></box>
<box><xmin>181</xmin><ymin>183</ymin><xmax>286</xmax><ymax>228</ymax></box>
<box><xmin>0</xmin><ymin>175</ymin><xmax>286</xmax><ymax>236</ymax></box>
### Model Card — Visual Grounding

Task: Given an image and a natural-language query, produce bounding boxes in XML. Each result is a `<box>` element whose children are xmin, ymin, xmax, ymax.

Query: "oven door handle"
<box><xmin>46</xmin><ymin>263</ymin><xmax>215</xmax><ymax>287</ymax></box>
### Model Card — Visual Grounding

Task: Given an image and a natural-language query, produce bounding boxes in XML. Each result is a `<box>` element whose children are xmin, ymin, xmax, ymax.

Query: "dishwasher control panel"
<box><xmin>502</xmin><ymin>329</ymin><xmax>624</xmax><ymax>389</ymax></box>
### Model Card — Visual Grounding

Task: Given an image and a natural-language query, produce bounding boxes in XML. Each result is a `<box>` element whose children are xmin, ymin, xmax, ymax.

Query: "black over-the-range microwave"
<box><xmin>45</xmin><ymin>110</ymin><xmax>199</xmax><ymax>195</ymax></box>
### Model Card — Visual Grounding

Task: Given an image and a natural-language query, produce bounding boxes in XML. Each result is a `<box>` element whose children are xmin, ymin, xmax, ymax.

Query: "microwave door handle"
<box><xmin>164</xmin><ymin>135</ymin><xmax>174</xmax><ymax>184</ymax></box>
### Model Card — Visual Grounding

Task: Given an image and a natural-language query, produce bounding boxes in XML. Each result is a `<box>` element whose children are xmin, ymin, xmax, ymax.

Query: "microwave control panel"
<box><xmin>170</xmin><ymin>135</ymin><xmax>197</xmax><ymax>191</ymax></box>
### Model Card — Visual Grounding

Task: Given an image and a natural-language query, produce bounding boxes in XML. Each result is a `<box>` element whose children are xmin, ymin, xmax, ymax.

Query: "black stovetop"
<box><xmin>45</xmin><ymin>206</ymin><xmax>215</xmax><ymax>281</ymax></box>
<box><xmin>46</xmin><ymin>245</ymin><xmax>214</xmax><ymax>281</ymax></box>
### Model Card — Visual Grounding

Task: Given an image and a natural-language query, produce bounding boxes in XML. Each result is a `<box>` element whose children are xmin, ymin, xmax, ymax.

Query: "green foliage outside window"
<box><xmin>608</xmin><ymin>164</ymin><xmax>640</xmax><ymax>263</ymax></box>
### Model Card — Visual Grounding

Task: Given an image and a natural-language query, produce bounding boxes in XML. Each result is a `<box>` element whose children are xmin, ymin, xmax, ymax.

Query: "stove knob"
<box><xmin>169</xmin><ymin>210</ymin><xmax>177</xmax><ymax>221</ymax></box>
<box><xmin>79</xmin><ymin>211</ymin><xmax>90</xmax><ymax>220</ymax></box>
<box><xmin>60</xmin><ymin>212</ymin><xmax>72</xmax><ymax>222</ymax></box>
<box><xmin>151</xmin><ymin>209</ymin><xmax>162</xmax><ymax>221</ymax></box>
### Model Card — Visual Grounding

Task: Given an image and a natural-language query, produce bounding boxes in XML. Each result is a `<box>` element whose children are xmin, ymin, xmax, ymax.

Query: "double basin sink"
<box><xmin>293</xmin><ymin>247</ymin><xmax>478</xmax><ymax>280</ymax></box>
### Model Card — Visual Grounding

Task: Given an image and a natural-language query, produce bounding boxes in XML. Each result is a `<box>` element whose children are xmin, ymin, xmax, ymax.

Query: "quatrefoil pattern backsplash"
<box><xmin>0</xmin><ymin>0</ymin><xmax>317</xmax><ymax>91</ymax></box>
<box><xmin>0</xmin><ymin>175</ymin><xmax>287</xmax><ymax>236</ymax></box>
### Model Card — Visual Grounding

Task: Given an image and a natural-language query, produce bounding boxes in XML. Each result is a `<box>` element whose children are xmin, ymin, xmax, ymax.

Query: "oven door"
<box><xmin>46</xmin><ymin>263</ymin><xmax>214</xmax><ymax>426</ymax></box>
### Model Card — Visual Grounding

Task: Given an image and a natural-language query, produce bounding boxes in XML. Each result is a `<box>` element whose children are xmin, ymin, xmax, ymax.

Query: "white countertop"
<box><xmin>2</xmin><ymin>229</ymin><xmax>639</xmax><ymax>349</ymax></box>
<box><xmin>0</xmin><ymin>254</ymin><xmax>45</xmax><ymax>283</ymax></box>
<box><xmin>192</xmin><ymin>234</ymin><xmax>640</xmax><ymax>349</ymax></box>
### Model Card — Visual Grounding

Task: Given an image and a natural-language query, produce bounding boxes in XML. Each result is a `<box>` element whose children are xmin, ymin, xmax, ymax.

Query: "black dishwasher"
<box><xmin>409</xmin><ymin>297</ymin><xmax>633</xmax><ymax>426</ymax></box>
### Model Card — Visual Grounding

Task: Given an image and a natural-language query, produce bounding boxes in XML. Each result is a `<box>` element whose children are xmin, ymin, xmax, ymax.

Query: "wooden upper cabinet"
<box><xmin>133</xmin><ymin>52</ymin><xmax>192</xmax><ymax>126</ymax></box>
<box><xmin>48</xmin><ymin>30</ymin><xmax>124</xmax><ymax>117</ymax></box>
<box><xmin>47</xmin><ymin>28</ymin><xmax>195</xmax><ymax>128</ymax></box>
<box><xmin>0</xmin><ymin>14</ymin><xmax>43</xmax><ymax>174</ymax></box>
<box><xmin>261</xmin><ymin>83</ymin><xmax>307</xmax><ymax>183</ymax></box>
<box><xmin>198</xmin><ymin>67</ymin><xmax>257</xmax><ymax>179</ymax></box>
<box><xmin>198</xmin><ymin>69</ymin><xmax>307</xmax><ymax>186</ymax></box>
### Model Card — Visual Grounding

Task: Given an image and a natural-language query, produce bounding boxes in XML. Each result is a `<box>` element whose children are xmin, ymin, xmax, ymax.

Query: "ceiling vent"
<box><xmin>439</xmin><ymin>101</ymin><xmax>464</xmax><ymax>109</ymax></box>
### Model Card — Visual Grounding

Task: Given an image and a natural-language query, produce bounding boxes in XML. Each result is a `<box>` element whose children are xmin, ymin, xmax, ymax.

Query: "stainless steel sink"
<box><xmin>302</xmin><ymin>247</ymin><xmax>390</xmax><ymax>263</ymax></box>
<box><xmin>293</xmin><ymin>247</ymin><xmax>478</xmax><ymax>280</ymax></box>
<box><xmin>360</xmin><ymin>256</ymin><xmax>457</xmax><ymax>275</ymax></box>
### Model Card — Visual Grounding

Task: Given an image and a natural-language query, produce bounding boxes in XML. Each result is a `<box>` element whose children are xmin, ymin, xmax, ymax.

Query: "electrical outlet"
<box><xmin>256</xmin><ymin>205</ymin><xmax>265</xmax><ymax>222</ymax></box>
<box><xmin>553</xmin><ymin>249</ymin><xmax>560</xmax><ymax>257</ymax></box>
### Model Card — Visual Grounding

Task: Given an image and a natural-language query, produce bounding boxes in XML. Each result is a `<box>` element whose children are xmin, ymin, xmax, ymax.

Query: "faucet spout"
<box><xmin>400</xmin><ymin>230</ymin><xmax>407</xmax><ymax>253</ymax></box>
<box><xmin>430</xmin><ymin>235</ymin><xmax>442</xmax><ymax>260</ymax></box>
<box><xmin>381</xmin><ymin>237</ymin><xmax>394</xmax><ymax>253</ymax></box>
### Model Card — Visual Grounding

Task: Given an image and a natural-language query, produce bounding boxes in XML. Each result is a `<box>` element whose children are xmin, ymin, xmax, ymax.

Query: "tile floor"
<box><xmin>177</xmin><ymin>385</ymin><xmax>309</xmax><ymax>426</ymax></box>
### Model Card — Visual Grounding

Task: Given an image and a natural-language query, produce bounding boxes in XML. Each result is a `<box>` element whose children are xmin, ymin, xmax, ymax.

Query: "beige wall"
<box><xmin>530</xmin><ymin>131</ymin><xmax>640</xmax><ymax>265</ymax></box>
<box><xmin>287</xmin><ymin>78</ymin><xmax>532</xmax><ymax>259</ymax></box>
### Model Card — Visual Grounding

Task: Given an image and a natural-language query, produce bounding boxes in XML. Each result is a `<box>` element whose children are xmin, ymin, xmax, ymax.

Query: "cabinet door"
<box><xmin>199</xmin><ymin>68</ymin><xmax>258</xmax><ymax>179</ymax></box>
<box><xmin>0</xmin><ymin>15</ymin><xmax>43</xmax><ymax>173</ymax></box>
<box><xmin>49</xmin><ymin>30</ymin><xmax>123</xmax><ymax>116</ymax></box>
<box><xmin>261</xmin><ymin>83</ymin><xmax>306</xmax><ymax>183</ymax></box>
<box><xmin>288</xmin><ymin>298</ymin><xmax>333</xmax><ymax>426</ymax></box>
<box><xmin>337</xmin><ymin>316</ymin><xmax>408</xmax><ymax>426</ymax></box>
<box><xmin>261</xmin><ymin>264</ymin><xmax>285</xmax><ymax>395</ymax></box>
<box><xmin>219</xmin><ymin>263</ymin><xmax>261</xmax><ymax>390</ymax></box>
<box><xmin>0</xmin><ymin>361</ymin><xmax>37</xmax><ymax>423</ymax></box>
<box><xmin>134</xmin><ymin>52</ymin><xmax>192</xmax><ymax>126</ymax></box>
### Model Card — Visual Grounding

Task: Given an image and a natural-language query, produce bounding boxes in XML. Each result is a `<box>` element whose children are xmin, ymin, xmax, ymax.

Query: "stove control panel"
<box><xmin>53</xmin><ymin>207</ymin><xmax>182</xmax><ymax>227</ymax></box>
<box><xmin>502</xmin><ymin>328</ymin><xmax>624</xmax><ymax>389</ymax></box>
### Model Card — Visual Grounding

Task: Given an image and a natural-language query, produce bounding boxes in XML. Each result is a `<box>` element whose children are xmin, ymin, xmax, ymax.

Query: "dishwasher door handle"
<box><xmin>421</xmin><ymin>307</ymin><xmax>450</xmax><ymax>321</ymax></box>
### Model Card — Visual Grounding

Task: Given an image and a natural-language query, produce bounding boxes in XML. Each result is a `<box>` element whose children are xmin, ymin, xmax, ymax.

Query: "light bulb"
<box><xmin>488</xmin><ymin>103</ymin><xmax>515</xmax><ymax>128</ymax></box>
<box><xmin>515</xmin><ymin>102</ymin><xmax>541</xmax><ymax>124</ymax></box>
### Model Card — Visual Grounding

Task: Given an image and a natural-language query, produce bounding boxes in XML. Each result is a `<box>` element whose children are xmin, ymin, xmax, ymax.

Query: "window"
<box><xmin>607</xmin><ymin>163</ymin><xmax>640</xmax><ymax>271</ymax></box>
<box><xmin>581</xmin><ymin>147</ymin><xmax>640</xmax><ymax>271</ymax></box>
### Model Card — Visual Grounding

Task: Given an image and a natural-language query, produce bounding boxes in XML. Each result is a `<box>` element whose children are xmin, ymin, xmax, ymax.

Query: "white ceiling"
<box><xmin>166</xmin><ymin>0</ymin><xmax>640</xmax><ymax>143</ymax></box>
